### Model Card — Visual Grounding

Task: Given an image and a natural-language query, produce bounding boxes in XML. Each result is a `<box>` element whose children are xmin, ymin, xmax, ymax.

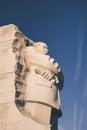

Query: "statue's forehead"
<box><xmin>35</xmin><ymin>42</ymin><xmax>48</xmax><ymax>48</ymax></box>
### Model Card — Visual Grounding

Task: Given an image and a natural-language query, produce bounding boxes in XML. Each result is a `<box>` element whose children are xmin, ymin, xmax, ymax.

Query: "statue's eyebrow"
<box><xmin>44</xmin><ymin>45</ymin><xmax>48</xmax><ymax>49</ymax></box>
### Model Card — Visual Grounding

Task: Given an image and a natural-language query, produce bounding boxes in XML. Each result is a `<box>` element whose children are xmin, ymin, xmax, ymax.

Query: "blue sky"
<box><xmin>0</xmin><ymin>0</ymin><xmax>87</xmax><ymax>130</ymax></box>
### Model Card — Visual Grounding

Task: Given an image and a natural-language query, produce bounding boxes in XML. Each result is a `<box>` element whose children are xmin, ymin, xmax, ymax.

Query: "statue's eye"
<box><xmin>44</xmin><ymin>46</ymin><xmax>47</xmax><ymax>49</ymax></box>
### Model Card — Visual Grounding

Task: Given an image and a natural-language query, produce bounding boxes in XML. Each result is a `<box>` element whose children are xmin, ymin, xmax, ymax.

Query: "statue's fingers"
<box><xmin>54</xmin><ymin>76</ymin><xmax>59</xmax><ymax>83</ymax></box>
<box><xmin>47</xmin><ymin>74</ymin><xmax>53</xmax><ymax>80</ymax></box>
<box><xmin>42</xmin><ymin>72</ymin><xmax>48</xmax><ymax>78</ymax></box>
<box><xmin>50</xmin><ymin>79</ymin><xmax>55</xmax><ymax>84</ymax></box>
<box><xmin>45</xmin><ymin>73</ymin><xmax>52</xmax><ymax>79</ymax></box>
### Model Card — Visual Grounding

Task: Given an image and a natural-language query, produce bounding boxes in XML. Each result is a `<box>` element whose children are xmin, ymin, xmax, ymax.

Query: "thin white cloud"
<box><xmin>79</xmin><ymin>108</ymin><xmax>84</xmax><ymax>130</ymax></box>
<box><xmin>74</xmin><ymin>41</ymin><xmax>82</xmax><ymax>82</ymax></box>
<box><xmin>73</xmin><ymin>102</ymin><xmax>77</xmax><ymax>130</ymax></box>
<box><xmin>74</xmin><ymin>19</ymin><xmax>84</xmax><ymax>83</ymax></box>
<box><xmin>83</xmin><ymin>76</ymin><xmax>87</xmax><ymax>98</ymax></box>
<box><xmin>58</xmin><ymin>125</ymin><xmax>64</xmax><ymax>130</ymax></box>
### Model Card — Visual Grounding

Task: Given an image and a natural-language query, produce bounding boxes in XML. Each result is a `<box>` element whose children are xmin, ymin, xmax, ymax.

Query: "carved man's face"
<box><xmin>36</xmin><ymin>42</ymin><xmax>48</xmax><ymax>54</ymax></box>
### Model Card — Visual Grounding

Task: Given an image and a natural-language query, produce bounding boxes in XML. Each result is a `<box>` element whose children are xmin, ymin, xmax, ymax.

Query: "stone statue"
<box><xmin>0</xmin><ymin>24</ymin><xmax>64</xmax><ymax>130</ymax></box>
